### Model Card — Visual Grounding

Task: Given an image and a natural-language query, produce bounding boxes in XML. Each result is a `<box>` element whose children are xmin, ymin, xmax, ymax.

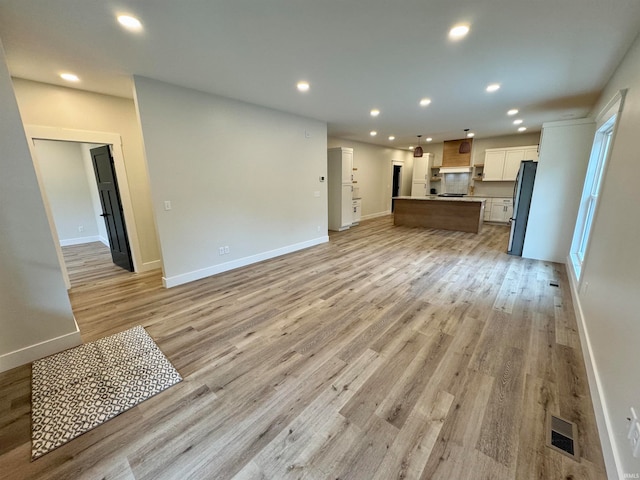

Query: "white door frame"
<box><xmin>25</xmin><ymin>125</ymin><xmax>143</xmax><ymax>288</ymax></box>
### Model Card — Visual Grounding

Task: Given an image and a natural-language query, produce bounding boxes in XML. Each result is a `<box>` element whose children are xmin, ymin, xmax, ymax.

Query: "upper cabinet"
<box><xmin>412</xmin><ymin>153</ymin><xmax>432</xmax><ymax>182</ymax></box>
<box><xmin>410</xmin><ymin>153</ymin><xmax>433</xmax><ymax>197</ymax></box>
<box><xmin>340</xmin><ymin>148</ymin><xmax>354</xmax><ymax>183</ymax></box>
<box><xmin>482</xmin><ymin>145</ymin><xmax>539</xmax><ymax>181</ymax></box>
<box><xmin>483</xmin><ymin>151</ymin><xmax>507</xmax><ymax>180</ymax></box>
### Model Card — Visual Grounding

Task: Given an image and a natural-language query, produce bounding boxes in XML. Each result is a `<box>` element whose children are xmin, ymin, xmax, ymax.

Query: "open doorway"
<box><xmin>391</xmin><ymin>161</ymin><xmax>403</xmax><ymax>212</ymax></box>
<box><xmin>26</xmin><ymin>125</ymin><xmax>143</xmax><ymax>289</ymax></box>
<box><xmin>32</xmin><ymin>139</ymin><xmax>134</xmax><ymax>286</ymax></box>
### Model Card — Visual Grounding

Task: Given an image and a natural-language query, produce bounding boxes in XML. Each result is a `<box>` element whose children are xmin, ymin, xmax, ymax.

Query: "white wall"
<box><xmin>33</xmin><ymin>139</ymin><xmax>103</xmax><ymax>245</ymax></box>
<box><xmin>572</xmin><ymin>32</ymin><xmax>640</xmax><ymax>479</ymax></box>
<box><xmin>0</xmin><ymin>41</ymin><xmax>80</xmax><ymax>372</ymax></box>
<box><xmin>133</xmin><ymin>76</ymin><xmax>328</xmax><ymax>287</ymax></box>
<box><xmin>522</xmin><ymin>119</ymin><xmax>595</xmax><ymax>263</ymax></box>
<box><xmin>80</xmin><ymin>143</ymin><xmax>109</xmax><ymax>243</ymax></box>
<box><xmin>327</xmin><ymin>137</ymin><xmax>414</xmax><ymax>217</ymax></box>
<box><xmin>11</xmin><ymin>78</ymin><xmax>160</xmax><ymax>268</ymax></box>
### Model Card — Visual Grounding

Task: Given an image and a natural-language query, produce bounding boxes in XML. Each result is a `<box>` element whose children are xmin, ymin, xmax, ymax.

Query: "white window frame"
<box><xmin>570</xmin><ymin>89</ymin><xmax>626</xmax><ymax>280</ymax></box>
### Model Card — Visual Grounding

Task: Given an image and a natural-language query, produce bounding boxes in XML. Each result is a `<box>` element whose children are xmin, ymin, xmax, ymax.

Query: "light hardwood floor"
<box><xmin>0</xmin><ymin>216</ymin><xmax>607</xmax><ymax>479</ymax></box>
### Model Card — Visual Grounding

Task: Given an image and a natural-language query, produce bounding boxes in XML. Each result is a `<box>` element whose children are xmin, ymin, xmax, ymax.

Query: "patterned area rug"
<box><xmin>31</xmin><ymin>325</ymin><xmax>182</xmax><ymax>460</ymax></box>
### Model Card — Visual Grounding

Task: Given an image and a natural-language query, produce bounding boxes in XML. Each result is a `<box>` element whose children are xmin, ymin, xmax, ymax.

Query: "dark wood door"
<box><xmin>90</xmin><ymin>145</ymin><xmax>133</xmax><ymax>272</ymax></box>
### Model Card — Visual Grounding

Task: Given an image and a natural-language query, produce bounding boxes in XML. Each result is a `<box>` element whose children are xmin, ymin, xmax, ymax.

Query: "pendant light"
<box><xmin>413</xmin><ymin>135</ymin><xmax>423</xmax><ymax>158</ymax></box>
<box><xmin>459</xmin><ymin>129</ymin><xmax>471</xmax><ymax>154</ymax></box>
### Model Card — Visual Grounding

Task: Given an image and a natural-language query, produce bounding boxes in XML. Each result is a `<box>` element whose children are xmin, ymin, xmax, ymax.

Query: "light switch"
<box><xmin>164</xmin><ymin>200</ymin><xmax>172</xmax><ymax>211</ymax></box>
<box><xmin>314</xmin><ymin>191</ymin><xmax>320</xmax><ymax>197</ymax></box>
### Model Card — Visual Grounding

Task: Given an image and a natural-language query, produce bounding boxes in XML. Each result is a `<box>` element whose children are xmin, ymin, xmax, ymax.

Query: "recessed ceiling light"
<box><xmin>388</xmin><ymin>135</ymin><xmax>395</xmax><ymax>141</ymax></box>
<box><xmin>296</xmin><ymin>81</ymin><xmax>310</xmax><ymax>92</ymax></box>
<box><xmin>426</xmin><ymin>137</ymin><xmax>433</xmax><ymax>142</ymax></box>
<box><xmin>486</xmin><ymin>83</ymin><xmax>501</xmax><ymax>93</ymax></box>
<box><xmin>507</xmin><ymin>109</ymin><xmax>519</xmax><ymax>116</ymax></box>
<box><xmin>370</xmin><ymin>131</ymin><xmax>377</xmax><ymax>136</ymax></box>
<box><xmin>117</xmin><ymin>15</ymin><xmax>142</xmax><ymax>30</ymax></box>
<box><xmin>370</xmin><ymin>109</ymin><xmax>380</xmax><ymax>117</ymax></box>
<box><xmin>513</xmin><ymin>119</ymin><xmax>523</xmax><ymax>125</ymax></box>
<box><xmin>60</xmin><ymin>73</ymin><xmax>79</xmax><ymax>82</ymax></box>
<box><xmin>449</xmin><ymin>24</ymin><xmax>470</xmax><ymax>40</ymax></box>
<box><xmin>518</xmin><ymin>127</ymin><xmax>527</xmax><ymax>132</ymax></box>
<box><xmin>419</xmin><ymin>98</ymin><xmax>431</xmax><ymax>107</ymax></box>
<box><xmin>466</xmin><ymin>132</ymin><xmax>475</xmax><ymax>138</ymax></box>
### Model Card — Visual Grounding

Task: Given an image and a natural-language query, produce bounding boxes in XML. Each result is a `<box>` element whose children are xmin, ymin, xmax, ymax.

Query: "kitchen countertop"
<box><xmin>393</xmin><ymin>195</ymin><xmax>486</xmax><ymax>203</ymax></box>
<box><xmin>466</xmin><ymin>194</ymin><xmax>512</xmax><ymax>199</ymax></box>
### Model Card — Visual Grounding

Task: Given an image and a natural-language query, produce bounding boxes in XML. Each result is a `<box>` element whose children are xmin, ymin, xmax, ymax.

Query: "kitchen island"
<box><xmin>393</xmin><ymin>196</ymin><xmax>486</xmax><ymax>233</ymax></box>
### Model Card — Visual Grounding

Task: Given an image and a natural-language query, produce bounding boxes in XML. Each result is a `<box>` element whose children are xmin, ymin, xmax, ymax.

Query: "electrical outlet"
<box><xmin>78</xmin><ymin>225</ymin><xmax>84</xmax><ymax>233</ymax></box>
<box><xmin>224</xmin><ymin>246</ymin><xmax>229</xmax><ymax>254</ymax></box>
<box><xmin>631</xmin><ymin>426</ymin><xmax>640</xmax><ymax>458</ymax></box>
<box><xmin>628</xmin><ymin>408</ymin><xmax>640</xmax><ymax>457</ymax></box>
<box><xmin>314</xmin><ymin>191</ymin><xmax>320</xmax><ymax>197</ymax></box>
<box><xmin>164</xmin><ymin>200</ymin><xmax>172</xmax><ymax>211</ymax></box>
<box><xmin>219</xmin><ymin>247</ymin><xmax>224</xmax><ymax>255</ymax></box>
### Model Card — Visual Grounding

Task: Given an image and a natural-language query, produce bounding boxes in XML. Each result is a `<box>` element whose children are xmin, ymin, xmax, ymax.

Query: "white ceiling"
<box><xmin>1</xmin><ymin>1</ymin><xmax>640</xmax><ymax>148</ymax></box>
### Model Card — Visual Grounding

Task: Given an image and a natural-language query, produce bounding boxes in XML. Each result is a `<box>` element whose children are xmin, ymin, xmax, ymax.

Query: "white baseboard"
<box><xmin>140</xmin><ymin>259</ymin><xmax>162</xmax><ymax>272</ymax></box>
<box><xmin>163</xmin><ymin>236</ymin><xmax>329</xmax><ymax>288</ymax></box>
<box><xmin>361</xmin><ymin>210</ymin><xmax>391</xmax><ymax>221</ymax></box>
<box><xmin>98</xmin><ymin>236</ymin><xmax>109</xmax><ymax>246</ymax></box>
<box><xmin>566</xmin><ymin>258</ymin><xmax>621</xmax><ymax>479</ymax></box>
<box><xmin>0</xmin><ymin>317</ymin><xmax>82</xmax><ymax>372</ymax></box>
<box><xmin>60</xmin><ymin>235</ymin><xmax>104</xmax><ymax>246</ymax></box>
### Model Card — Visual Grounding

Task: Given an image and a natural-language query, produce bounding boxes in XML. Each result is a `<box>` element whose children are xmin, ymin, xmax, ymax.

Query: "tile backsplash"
<box><xmin>443</xmin><ymin>172</ymin><xmax>470</xmax><ymax>194</ymax></box>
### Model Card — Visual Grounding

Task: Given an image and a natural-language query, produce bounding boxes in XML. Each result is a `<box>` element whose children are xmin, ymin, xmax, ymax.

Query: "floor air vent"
<box><xmin>546</xmin><ymin>414</ymin><xmax>579</xmax><ymax>461</ymax></box>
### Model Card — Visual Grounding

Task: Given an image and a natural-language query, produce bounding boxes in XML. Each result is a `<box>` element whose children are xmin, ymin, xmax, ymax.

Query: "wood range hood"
<box><xmin>442</xmin><ymin>138</ymin><xmax>473</xmax><ymax>168</ymax></box>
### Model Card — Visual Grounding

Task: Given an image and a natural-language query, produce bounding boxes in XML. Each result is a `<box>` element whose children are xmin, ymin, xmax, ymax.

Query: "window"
<box><xmin>570</xmin><ymin>90</ymin><xmax>625</xmax><ymax>280</ymax></box>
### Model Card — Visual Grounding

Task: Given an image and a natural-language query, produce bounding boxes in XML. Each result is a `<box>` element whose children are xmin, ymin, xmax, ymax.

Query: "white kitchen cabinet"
<box><xmin>341</xmin><ymin>185</ymin><xmax>353</xmax><ymax>226</ymax></box>
<box><xmin>411</xmin><ymin>181</ymin><xmax>427</xmax><ymax>197</ymax></box>
<box><xmin>341</xmin><ymin>148</ymin><xmax>353</xmax><ymax>183</ymax></box>
<box><xmin>488</xmin><ymin>198</ymin><xmax>513</xmax><ymax>223</ymax></box>
<box><xmin>523</xmin><ymin>147</ymin><xmax>539</xmax><ymax>161</ymax></box>
<box><xmin>483</xmin><ymin>145</ymin><xmax>539</xmax><ymax>181</ymax></box>
<box><xmin>504</xmin><ymin>150</ymin><xmax>525</xmax><ymax>180</ymax></box>
<box><xmin>352</xmin><ymin>198</ymin><xmax>362</xmax><ymax>225</ymax></box>
<box><xmin>328</xmin><ymin>147</ymin><xmax>354</xmax><ymax>231</ymax></box>
<box><xmin>410</xmin><ymin>153</ymin><xmax>433</xmax><ymax>197</ymax></box>
<box><xmin>483</xmin><ymin>199</ymin><xmax>492</xmax><ymax>221</ymax></box>
<box><xmin>483</xmin><ymin>151</ymin><xmax>507</xmax><ymax>181</ymax></box>
<box><xmin>412</xmin><ymin>154</ymin><xmax>431</xmax><ymax>181</ymax></box>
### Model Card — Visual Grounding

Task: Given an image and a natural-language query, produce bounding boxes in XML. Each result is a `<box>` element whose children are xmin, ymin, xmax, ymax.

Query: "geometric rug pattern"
<box><xmin>31</xmin><ymin>325</ymin><xmax>182</xmax><ymax>460</ymax></box>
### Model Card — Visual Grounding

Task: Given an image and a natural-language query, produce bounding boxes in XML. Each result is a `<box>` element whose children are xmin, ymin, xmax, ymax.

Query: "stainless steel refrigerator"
<box><xmin>508</xmin><ymin>160</ymin><xmax>537</xmax><ymax>256</ymax></box>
